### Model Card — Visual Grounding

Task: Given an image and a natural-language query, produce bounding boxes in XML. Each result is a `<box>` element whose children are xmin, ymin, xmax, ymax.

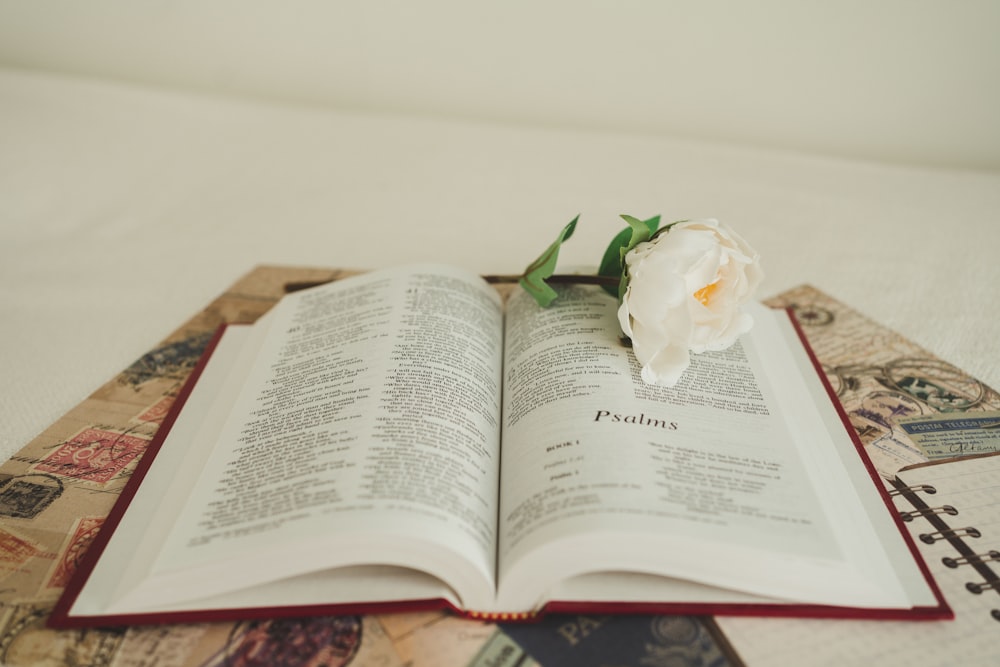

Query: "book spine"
<box><xmin>464</xmin><ymin>610</ymin><xmax>538</xmax><ymax>622</ymax></box>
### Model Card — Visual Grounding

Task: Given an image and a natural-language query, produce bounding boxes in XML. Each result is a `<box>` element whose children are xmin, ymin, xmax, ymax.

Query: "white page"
<box><xmin>495</xmin><ymin>285</ymin><xmax>931</xmax><ymax>611</ymax></box>
<box><xmin>71</xmin><ymin>322</ymin><xmax>263</xmax><ymax>616</ymax></box>
<box><xmin>73</xmin><ymin>323</ymin><xmax>470</xmax><ymax>618</ymax></box>
<box><xmin>100</xmin><ymin>265</ymin><xmax>505</xmax><ymax>613</ymax></box>
<box><xmin>71</xmin><ymin>271</ymin><xmax>937</xmax><ymax>621</ymax></box>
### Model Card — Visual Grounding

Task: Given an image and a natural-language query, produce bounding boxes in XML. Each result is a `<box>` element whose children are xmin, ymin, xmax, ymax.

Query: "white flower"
<box><xmin>618</xmin><ymin>219</ymin><xmax>763</xmax><ymax>387</ymax></box>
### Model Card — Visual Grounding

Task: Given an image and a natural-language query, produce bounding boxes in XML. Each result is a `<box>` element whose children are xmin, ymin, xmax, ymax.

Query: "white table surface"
<box><xmin>2</xmin><ymin>66</ymin><xmax>999</xmax><ymax>463</ymax></box>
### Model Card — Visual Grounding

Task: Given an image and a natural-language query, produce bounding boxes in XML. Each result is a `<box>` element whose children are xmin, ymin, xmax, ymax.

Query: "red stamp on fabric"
<box><xmin>35</xmin><ymin>427</ymin><xmax>149</xmax><ymax>484</ymax></box>
<box><xmin>0</xmin><ymin>528</ymin><xmax>40</xmax><ymax>575</ymax></box>
<box><xmin>47</xmin><ymin>516</ymin><xmax>104</xmax><ymax>589</ymax></box>
<box><xmin>137</xmin><ymin>394</ymin><xmax>175</xmax><ymax>424</ymax></box>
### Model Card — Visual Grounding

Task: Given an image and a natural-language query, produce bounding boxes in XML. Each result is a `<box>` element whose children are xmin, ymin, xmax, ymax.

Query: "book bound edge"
<box><xmin>47</xmin><ymin>311</ymin><xmax>955</xmax><ymax>629</ymax></box>
<box><xmin>781</xmin><ymin>307</ymin><xmax>953</xmax><ymax>620</ymax></box>
<box><xmin>47</xmin><ymin>325</ymin><xmax>232</xmax><ymax>629</ymax></box>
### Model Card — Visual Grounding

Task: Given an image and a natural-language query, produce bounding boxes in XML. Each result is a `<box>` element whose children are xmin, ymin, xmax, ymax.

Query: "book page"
<box><xmin>110</xmin><ymin>265</ymin><xmax>504</xmax><ymax>612</ymax></box>
<box><xmin>495</xmin><ymin>285</ymin><xmax>927</xmax><ymax>611</ymax></box>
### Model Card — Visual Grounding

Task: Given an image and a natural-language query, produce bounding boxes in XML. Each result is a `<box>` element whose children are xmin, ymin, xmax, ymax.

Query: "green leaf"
<box><xmin>519</xmin><ymin>215</ymin><xmax>579</xmax><ymax>307</ymax></box>
<box><xmin>596</xmin><ymin>214</ymin><xmax>660</xmax><ymax>297</ymax></box>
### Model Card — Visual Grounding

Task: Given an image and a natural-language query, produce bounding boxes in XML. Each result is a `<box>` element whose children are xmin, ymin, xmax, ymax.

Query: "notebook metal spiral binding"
<box><xmin>899</xmin><ymin>505</ymin><xmax>958</xmax><ymax>522</ymax></box>
<box><xmin>888</xmin><ymin>484</ymin><xmax>936</xmax><ymax>497</ymax></box>
<box><xmin>965</xmin><ymin>579</ymin><xmax>1000</xmax><ymax>594</ymax></box>
<box><xmin>920</xmin><ymin>526</ymin><xmax>981</xmax><ymax>544</ymax></box>
<box><xmin>943</xmin><ymin>550</ymin><xmax>1000</xmax><ymax>569</ymax></box>
<box><xmin>892</xmin><ymin>475</ymin><xmax>1000</xmax><ymax>622</ymax></box>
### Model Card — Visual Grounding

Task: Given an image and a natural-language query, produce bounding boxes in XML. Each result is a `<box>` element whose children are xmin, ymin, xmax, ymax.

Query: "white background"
<box><xmin>3</xmin><ymin>1</ymin><xmax>999</xmax><ymax>169</ymax></box>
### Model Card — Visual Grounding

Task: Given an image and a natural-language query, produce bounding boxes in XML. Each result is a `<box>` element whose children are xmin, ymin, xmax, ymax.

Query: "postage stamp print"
<box><xmin>0</xmin><ymin>604</ymin><xmax>124</xmax><ymax>666</ymax></box>
<box><xmin>47</xmin><ymin>516</ymin><xmax>104</xmax><ymax>589</ymax></box>
<box><xmin>35</xmin><ymin>427</ymin><xmax>150</xmax><ymax>485</ymax></box>
<box><xmin>0</xmin><ymin>473</ymin><xmax>64</xmax><ymax>519</ymax></box>
<box><xmin>136</xmin><ymin>394</ymin><xmax>175</xmax><ymax>424</ymax></box>
<box><xmin>0</xmin><ymin>528</ymin><xmax>41</xmax><ymax>579</ymax></box>
<box><xmin>218</xmin><ymin>616</ymin><xmax>363</xmax><ymax>667</ymax></box>
<box><xmin>120</xmin><ymin>331</ymin><xmax>214</xmax><ymax>387</ymax></box>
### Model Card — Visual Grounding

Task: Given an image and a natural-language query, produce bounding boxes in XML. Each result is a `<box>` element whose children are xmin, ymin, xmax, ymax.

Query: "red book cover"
<box><xmin>49</xmin><ymin>310</ymin><xmax>952</xmax><ymax>629</ymax></box>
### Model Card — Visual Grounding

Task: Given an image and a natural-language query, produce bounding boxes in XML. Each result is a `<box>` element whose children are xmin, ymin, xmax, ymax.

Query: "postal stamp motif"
<box><xmin>46</xmin><ymin>517</ymin><xmax>104</xmax><ymax>590</ymax></box>
<box><xmin>0</xmin><ymin>604</ymin><xmax>124</xmax><ymax>667</ymax></box>
<box><xmin>119</xmin><ymin>332</ymin><xmax>214</xmax><ymax>388</ymax></box>
<box><xmin>875</xmin><ymin>358</ymin><xmax>991</xmax><ymax>412</ymax></box>
<box><xmin>34</xmin><ymin>428</ymin><xmax>149</xmax><ymax>485</ymax></box>
<box><xmin>0</xmin><ymin>529</ymin><xmax>42</xmax><ymax>578</ymax></box>
<box><xmin>789</xmin><ymin>303</ymin><xmax>834</xmax><ymax>327</ymax></box>
<box><xmin>212</xmin><ymin>617</ymin><xmax>363</xmax><ymax>667</ymax></box>
<box><xmin>135</xmin><ymin>394</ymin><xmax>176</xmax><ymax>424</ymax></box>
<box><xmin>0</xmin><ymin>473</ymin><xmax>64</xmax><ymax>519</ymax></box>
<box><xmin>111</xmin><ymin>625</ymin><xmax>210</xmax><ymax>667</ymax></box>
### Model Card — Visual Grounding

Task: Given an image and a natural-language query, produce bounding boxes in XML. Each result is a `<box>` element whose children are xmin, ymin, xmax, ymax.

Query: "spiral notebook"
<box><xmin>718</xmin><ymin>452</ymin><xmax>1000</xmax><ymax>665</ymax></box>
<box><xmin>892</xmin><ymin>453</ymin><xmax>1000</xmax><ymax>623</ymax></box>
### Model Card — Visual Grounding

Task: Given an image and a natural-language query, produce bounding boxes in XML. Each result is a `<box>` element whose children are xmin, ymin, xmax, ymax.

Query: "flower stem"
<box><xmin>286</xmin><ymin>273</ymin><xmax>620</xmax><ymax>294</ymax></box>
<box><xmin>484</xmin><ymin>274</ymin><xmax>619</xmax><ymax>287</ymax></box>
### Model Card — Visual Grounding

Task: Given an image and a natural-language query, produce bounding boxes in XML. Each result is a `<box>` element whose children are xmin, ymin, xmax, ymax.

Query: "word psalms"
<box><xmin>594</xmin><ymin>410</ymin><xmax>678</xmax><ymax>430</ymax></box>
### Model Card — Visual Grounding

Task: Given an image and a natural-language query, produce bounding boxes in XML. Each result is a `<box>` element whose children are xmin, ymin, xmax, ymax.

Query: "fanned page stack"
<box><xmin>51</xmin><ymin>264</ymin><xmax>947</xmax><ymax>627</ymax></box>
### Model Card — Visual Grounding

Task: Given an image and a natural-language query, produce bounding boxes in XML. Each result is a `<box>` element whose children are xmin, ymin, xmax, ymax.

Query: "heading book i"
<box><xmin>50</xmin><ymin>264</ymin><xmax>949</xmax><ymax>627</ymax></box>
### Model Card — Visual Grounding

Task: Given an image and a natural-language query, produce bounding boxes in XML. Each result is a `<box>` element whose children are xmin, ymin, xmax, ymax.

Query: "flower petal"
<box><xmin>619</xmin><ymin>218</ymin><xmax>762</xmax><ymax>386</ymax></box>
<box><xmin>640</xmin><ymin>342</ymin><xmax>691</xmax><ymax>387</ymax></box>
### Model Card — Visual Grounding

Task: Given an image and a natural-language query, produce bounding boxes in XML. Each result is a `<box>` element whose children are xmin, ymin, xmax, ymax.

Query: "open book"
<box><xmin>51</xmin><ymin>264</ymin><xmax>947</xmax><ymax>627</ymax></box>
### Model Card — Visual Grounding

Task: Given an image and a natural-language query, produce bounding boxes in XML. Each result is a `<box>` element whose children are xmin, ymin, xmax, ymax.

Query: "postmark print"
<box><xmin>848</xmin><ymin>391</ymin><xmax>925</xmax><ymax>448</ymax></box>
<box><xmin>0</xmin><ymin>473</ymin><xmax>64</xmax><ymax>519</ymax></box>
<box><xmin>790</xmin><ymin>303</ymin><xmax>834</xmax><ymax>326</ymax></box>
<box><xmin>877</xmin><ymin>358</ymin><xmax>989</xmax><ymax>412</ymax></box>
